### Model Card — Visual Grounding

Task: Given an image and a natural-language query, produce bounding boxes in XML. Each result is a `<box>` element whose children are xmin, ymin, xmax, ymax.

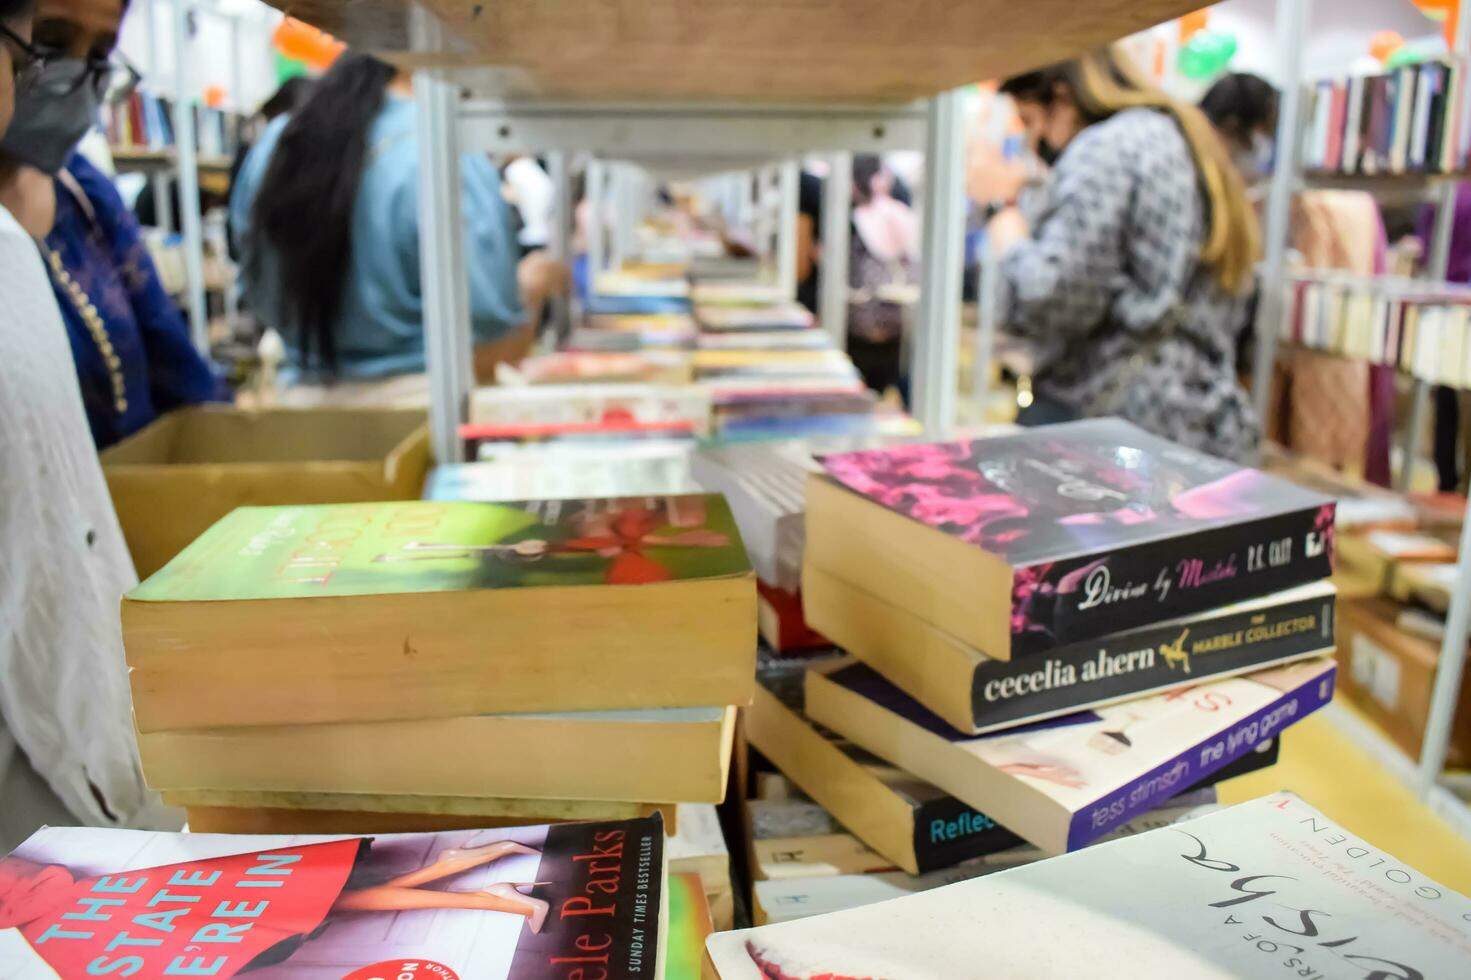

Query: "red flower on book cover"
<box><xmin>557</xmin><ymin>500</ymin><xmax>731</xmax><ymax>583</ymax></box>
<box><xmin>745</xmin><ymin>940</ymin><xmax>891</xmax><ymax>980</ymax></box>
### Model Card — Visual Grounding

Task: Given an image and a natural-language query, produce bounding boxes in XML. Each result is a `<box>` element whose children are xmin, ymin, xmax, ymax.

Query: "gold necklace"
<box><xmin>43</xmin><ymin>246</ymin><xmax>127</xmax><ymax>415</ymax></box>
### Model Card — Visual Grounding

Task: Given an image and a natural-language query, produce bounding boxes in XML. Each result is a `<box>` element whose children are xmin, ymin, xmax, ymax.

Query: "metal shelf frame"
<box><xmin>1253</xmin><ymin>0</ymin><xmax>1471</xmax><ymax>821</ymax></box>
<box><xmin>410</xmin><ymin>1</ymin><xmax>966</xmax><ymax>464</ymax></box>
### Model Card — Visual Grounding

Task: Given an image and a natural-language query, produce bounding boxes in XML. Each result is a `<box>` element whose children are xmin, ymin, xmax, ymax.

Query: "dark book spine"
<box><xmin>509</xmin><ymin>815</ymin><xmax>664</xmax><ymax>979</ymax></box>
<box><xmin>909</xmin><ymin>798</ymin><xmax>1023</xmax><ymax>873</ymax></box>
<box><xmin>980</xmin><ymin>587</ymin><xmax>1334</xmax><ymax>728</ymax></box>
<box><xmin>1011</xmin><ymin>503</ymin><xmax>1334</xmax><ymax>658</ymax></box>
<box><xmin>1064</xmin><ymin>664</ymin><xmax>1337</xmax><ymax>851</ymax></box>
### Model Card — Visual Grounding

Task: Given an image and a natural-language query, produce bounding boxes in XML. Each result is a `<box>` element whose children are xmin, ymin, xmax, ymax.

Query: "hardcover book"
<box><xmin>124</xmin><ymin>496</ymin><xmax>755</xmax><ymax>731</ymax></box>
<box><xmin>707</xmin><ymin>793</ymin><xmax>1471</xmax><ymax>979</ymax></box>
<box><xmin>807</xmin><ymin>418</ymin><xmax>1335</xmax><ymax>661</ymax></box>
<box><xmin>137</xmin><ymin>706</ymin><xmax>737</xmax><ymax>805</ymax></box>
<box><xmin>0</xmin><ymin>816</ymin><xmax>665</xmax><ymax>979</ymax></box>
<box><xmin>805</xmin><ymin>657</ymin><xmax>1336</xmax><ymax>854</ymax></box>
<box><xmin>804</xmin><ymin>566</ymin><xmax>1337</xmax><ymax>733</ymax></box>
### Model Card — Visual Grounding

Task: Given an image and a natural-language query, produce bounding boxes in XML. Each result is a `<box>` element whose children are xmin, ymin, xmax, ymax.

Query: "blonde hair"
<box><xmin>1009</xmin><ymin>47</ymin><xmax>1261</xmax><ymax>295</ymax></box>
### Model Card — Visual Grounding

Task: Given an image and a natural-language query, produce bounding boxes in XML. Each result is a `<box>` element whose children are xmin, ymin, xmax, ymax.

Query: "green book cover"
<box><xmin>130</xmin><ymin>495</ymin><xmax>751</xmax><ymax>602</ymax></box>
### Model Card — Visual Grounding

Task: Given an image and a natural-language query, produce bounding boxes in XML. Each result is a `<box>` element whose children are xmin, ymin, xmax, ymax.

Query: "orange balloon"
<box><xmin>1370</xmin><ymin>30</ymin><xmax>1406</xmax><ymax>64</ymax></box>
<box><xmin>1179</xmin><ymin>9</ymin><xmax>1210</xmax><ymax>44</ymax></box>
<box><xmin>203</xmin><ymin>84</ymin><xmax>226</xmax><ymax>109</ymax></box>
<box><xmin>272</xmin><ymin>17</ymin><xmax>345</xmax><ymax>71</ymax></box>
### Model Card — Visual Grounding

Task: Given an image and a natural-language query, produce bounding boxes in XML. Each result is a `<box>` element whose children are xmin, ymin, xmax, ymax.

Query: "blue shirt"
<box><xmin>230</xmin><ymin>97</ymin><xmax>524</xmax><ymax>381</ymax></box>
<box><xmin>46</xmin><ymin>153</ymin><xmax>226</xmax><ymax>449</ymax></box>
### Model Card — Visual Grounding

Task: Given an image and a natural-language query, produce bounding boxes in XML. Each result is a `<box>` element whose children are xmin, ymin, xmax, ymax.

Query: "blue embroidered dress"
<box><xmin>44</xmin><ymin>152</ymin><xmax>226</xmax><ymax>449</ymax></box>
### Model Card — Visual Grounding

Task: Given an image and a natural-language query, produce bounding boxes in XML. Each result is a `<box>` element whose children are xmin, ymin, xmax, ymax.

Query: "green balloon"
<box><xmin>1386</xmin><ymin>47</ymin><xmax>1425</xmax><ymax>69</ymax></box>
<box><xmin>1178</xmin><ymin>30</ymin><xmax>1239</xmax><ymax>80</ymax></box>
<box><xmin>274</xmin><ymin>52</ymin><xmax>309</xmax><ymax>85</ymax></box>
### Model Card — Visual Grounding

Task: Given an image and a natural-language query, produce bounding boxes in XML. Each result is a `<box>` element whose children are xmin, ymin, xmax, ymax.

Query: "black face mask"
<box><xmin>1036</xmin><ymin>138</ymin><xmax>1062</xmax><ymax>168</ymax></box>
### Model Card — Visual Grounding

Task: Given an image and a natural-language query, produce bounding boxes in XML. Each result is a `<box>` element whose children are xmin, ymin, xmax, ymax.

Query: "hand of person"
<box><xmin>987</xmin><ymin>205</ymin><xmax>1031</xmax><ymax>257</ymax></box>
<box><xmin>967</xmin><ymin>140</ymin><xmax>1028</xmax><ymax>207</ymax></box>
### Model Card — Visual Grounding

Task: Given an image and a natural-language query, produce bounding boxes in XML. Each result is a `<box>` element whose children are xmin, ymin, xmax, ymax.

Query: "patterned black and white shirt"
<box><xmin>1001</xmin><ymin>107</ymin><xmax>1259</xmax><ymax>461</ymax></box>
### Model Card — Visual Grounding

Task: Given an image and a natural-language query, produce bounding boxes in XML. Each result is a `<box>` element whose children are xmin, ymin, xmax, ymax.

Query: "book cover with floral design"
<box><xmin>131</xmin><ymin>495</ymin><xmax>750</xmax><ymax>602</ymax></box>
<box><xmin>820</xmin><ymin>419</ymin><xmax>1336</xmax><ymax>655</ymax></box>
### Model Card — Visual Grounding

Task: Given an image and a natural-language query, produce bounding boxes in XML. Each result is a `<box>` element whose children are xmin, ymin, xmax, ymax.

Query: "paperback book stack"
<box><xmin>122</xmin><ymin>495</ymin><xmax>756</xmax><ymax>836</ymax></box>
<box><xmin>690</xmin><ymin>286</ymin><xmax>879</xmax><ymax>441</ymax></box>
<box><xmin>707</xmin><ymin>793</ymin><xmax>1471</xmax><ymax>978</ymax></box>
<box><xmin>690</xmin><ymin>443</ymin><xmax>826</xmax><ymax>652</ymax></box>
<box><xmin>798</xmin><ymin>419</ymin><xmax>1341</xmax><ymax>854</ymax></box>
<box><xmin>741</xmin><ymin>648</ymin><xmax>1279</xmax><ymax>924</ymax></box>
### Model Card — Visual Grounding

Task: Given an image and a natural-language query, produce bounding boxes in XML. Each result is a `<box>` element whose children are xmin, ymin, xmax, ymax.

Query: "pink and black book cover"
<box><xmin>821</xmin><ymin>419</ymin><xmax>1336</xmax><ymax>658</ymax></box>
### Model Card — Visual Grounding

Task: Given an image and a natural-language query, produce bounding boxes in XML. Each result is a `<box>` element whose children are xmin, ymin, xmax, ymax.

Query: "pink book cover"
<box><xmin>820</xmin><ymin>419</ymin><xmax>1335</xmax><ymax>657</ymax></box>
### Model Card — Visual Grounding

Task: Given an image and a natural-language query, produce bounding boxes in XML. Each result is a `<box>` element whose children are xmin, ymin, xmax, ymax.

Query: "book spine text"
<box><xmin>1011</xmin><ymin>504</ymin><xmax>1335</xmax><ymax>657</ymax></box>
<box><xmin>1064</xmin><ymin>665</ymin><xmax>1337</xmax><ymax>851</ymax></box>
<box><xmin>974</xmin><ymin>590</ymin><xmax>1335</xmax><ymax>730</ymax></box>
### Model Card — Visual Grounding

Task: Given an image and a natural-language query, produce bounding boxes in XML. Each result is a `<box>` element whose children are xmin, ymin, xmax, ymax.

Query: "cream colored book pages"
<box><xmin>709</xmin><ymin>794</ymin><xmax>1471</xmax><ymax>979</ymax></box>
<box><xmin>1462</xmin><ymin>308</ymin><xmax>1471</xmax><ymax>387</ymax></box>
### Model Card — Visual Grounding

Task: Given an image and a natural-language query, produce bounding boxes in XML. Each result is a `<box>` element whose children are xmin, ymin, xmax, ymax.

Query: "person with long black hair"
<box><xmin>1</xmin><ymin>0</ymin><xmax>177</xmax><ymax>847</ymax></box>
<box><xmin>231</xmin><ymin>52</ymin><xmax>561</xmax><ymax>404</ymax></box>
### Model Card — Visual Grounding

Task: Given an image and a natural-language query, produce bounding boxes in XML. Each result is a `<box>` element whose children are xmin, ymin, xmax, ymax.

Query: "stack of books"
<box><xmin>1279</xmin><ymin>272</ymin><xmax>1471</xmax><ymax>387</ymax></box>
<box><xmin>790</xmin><ymin>419</ymin><xmax>1339</xmax><ymax>856</ymax></box>
<box><xmin>707</xmin><ymin>793</ymin><xmax>1471</xmax><ymax>977</ymax></box>
<box><xmin>1301</xmin><ymin>59</ymin><xmax>1469</xmax><ymax>176</ymax></box>
<box><xmin>122</xmin><ymin>495</ymin><xmax>756</xmax><ymax>836</ymax></box>
<box><xmin>742</xmin><ymin>648</ymin><xmax>1279</xmax><ymax>922</ymax></box>
<box><xmin>0</xmin><ymin>814</ymin><xmax>672</xmax><ymax>978</ymax></box>
<box><xmin>690</xmin><ymin>443</ymin><xmax>825</xmax><ymax>652</ymax></box>
<box><xmin>569</xmin><ymin>312</ymin><xmax>699</xmax><ymax>351</ymax></box>
<box><xmin>689</xmin><ymin>287</ymin><xmax>878</xmax><ymax>440</ymax></box>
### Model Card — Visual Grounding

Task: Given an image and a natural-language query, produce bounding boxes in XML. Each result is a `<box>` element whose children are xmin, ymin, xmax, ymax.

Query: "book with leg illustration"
<box><xmin>0</xmin><ymin>815</ymin><xmax>667</xmax><ymax>979</ymax></box>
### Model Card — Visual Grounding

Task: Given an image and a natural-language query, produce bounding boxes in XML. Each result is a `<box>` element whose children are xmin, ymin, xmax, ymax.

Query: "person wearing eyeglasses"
<box><xmin>0</xmin><ymin>0</ymin><xmax>226</xmax><ymax>451</ymax></box>
<box><xmin>1</xmin><ymin>0</ymin><xmax>177</xmax><ymax>850</ymax></box>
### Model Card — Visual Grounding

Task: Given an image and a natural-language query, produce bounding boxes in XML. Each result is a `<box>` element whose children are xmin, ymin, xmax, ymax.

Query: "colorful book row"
<box><xmin>1280</xmin><ymin>274</ymin><xmax>1471</xmax><ymax>389</ymax></box>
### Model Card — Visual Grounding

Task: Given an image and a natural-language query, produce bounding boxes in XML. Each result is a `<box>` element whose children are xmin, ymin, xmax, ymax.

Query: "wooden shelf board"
<box><xmin>266</xmin><ymin>0</ymin><xmax>1204</xmax><ymax>102</ymax></box>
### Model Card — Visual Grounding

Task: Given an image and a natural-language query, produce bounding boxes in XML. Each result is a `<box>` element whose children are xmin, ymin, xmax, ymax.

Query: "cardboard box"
<box><xmin>1335</xmin><ymin>598</ymin><xmax>1471</xmax><ymax>767</ymax></box>
<box><xmin>103</xmin><ymin>406</ymin><xmax>430</xmax><ymax>578</ymax></box>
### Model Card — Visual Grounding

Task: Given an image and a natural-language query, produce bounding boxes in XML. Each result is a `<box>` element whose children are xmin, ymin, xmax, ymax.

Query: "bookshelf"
<box><xmin>254</xmin><ymin>0</ymin><xmax>1209</xmax><ymax>461</ymax></box>
<box><xmin>1254</xmin><ymin>0</ymin><xmax>1471</xmax><ymax>831</ymax></box>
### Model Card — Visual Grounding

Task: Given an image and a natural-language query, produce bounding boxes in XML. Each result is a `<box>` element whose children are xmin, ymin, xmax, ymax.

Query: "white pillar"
<box><xmin>820</xmin><ymin>152</ymin><xmax>853</xmax><ymax>343</ymax></box>
<box><xmin>912</xmin><ymin>90</ymin><xmax>967</xmax><ymax>436</ymax></box>
<box><xmin>171</xmin><ymin>0</ymin><xmax>208</xmax><ymax>351</ymax></box>
<box><xmin>546</xmin><ymin>150</ymin><xmax>573</xmax><ymax>339</ymax></box>
<box><xmin>413</xmin><ymin>6</ymin><xmax>473</xmax><ymax>464</ymax></box>
<box><xmin>1250</xmin><ymin>0</ymin><xmax>1312</xmax><ymax>439</ymax></box>
<box><xmin>586</xmin><ymin>158</ymin><xmax>607</xmax><ymax>290</ymax></box>
<box><xmin>1416</xmin><ymin>0</ymin><xmax>1471</xmax><ymax>798</ymax></box>
<box><xmin>776</xmin><ymin>159</ymin><xmax>800</xmax><ymax>300</ymax></box>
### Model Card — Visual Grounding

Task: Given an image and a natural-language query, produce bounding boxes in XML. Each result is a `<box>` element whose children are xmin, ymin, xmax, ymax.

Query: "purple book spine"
<box><xmin>1064</xmin><ymin>665</ymin><xmax>1337</xmax><ymax>851</ymax></box>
